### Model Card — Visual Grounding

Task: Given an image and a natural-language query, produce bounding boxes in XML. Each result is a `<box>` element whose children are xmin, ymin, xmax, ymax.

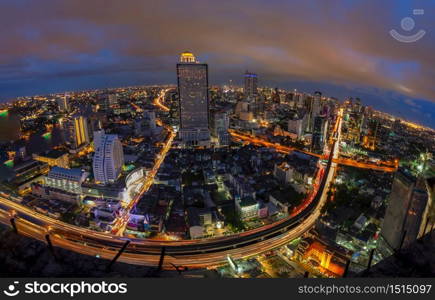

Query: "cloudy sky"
<box><xmin>0</xmin><ymin>0</ymin><xmax>434</xmax><ymax>127</ymax></box>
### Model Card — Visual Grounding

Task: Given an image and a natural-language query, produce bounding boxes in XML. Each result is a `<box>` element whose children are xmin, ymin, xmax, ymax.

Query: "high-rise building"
<box><xmin>86</xmin><ymin>114</ymin><xmax>101</xmax><ymax>141</ymax></box>
<box><xmin>210</xmin><ymin>111</ymin><xmax>229</xmax><ymax>136</ymax></box>
<box><xmin>210</xmin><ymin>110</ymin><xmax>230</xmax><ymax>146</ymax></box>
<box><xmin>313</xmin><ymin>91</ymin><xmax>322</xmax><ymax>116</ymax></box>
<box><xmin>56</xmin><ymin>94</ymin><xmax>70</xmax><ymax>113</ymax></box>
<box><xmin>134</xmin><ymin>110</ymin><xmax>157</xmax><ymax>137</ymax></box>
<box><xmin>235</xmin><ymin>101</ymin><xmax>250</xmax><ymax>115</ymax></box>
<box><xmin>98</xmin><ymin>93</ymin><xmax>118</xmax><ymax>111</ymax></box>
<box><xmin>79</xmin><ymin>103</ymin><xmax>102</xmax><ymax>134</ymax></box>
<box><xmin>353</xmin><ymin>98</ymin><xmax>362</xmax><ymax>113</ymax></box>
<box><xmin>380</xmin><ymin>170</ymin><xmax>430</xmax><ymax>251</ymax></box>
<box><xmin>311</xmin><ymin>115</ymin><xmax>328</xmax><ymax>153</ymax></box>
<box><xmin>362</xmin><ymin>119</ymin><xmax>379</xmax><ymax>150</ymax></box>
<box><xmin>288</xmin><ymin>111</ymin><xmax>308</xmax><ymax>139</ymax></box>
<box><xmin>93</xmin><ymin>131</ymin><xmax>124</xmax><ymax>184</ymax></box>
<box><xmin>63</xmin><ymin>115</ymin><xmax>90</xmax><ymax>149</ymax></box>
<box><xmin>294</xmin><ymin>93</ymin><xmax>306</xmax><ymax>108</ymax></box>
<box><xmin>272</xmin><ymin>88</ymin><xmax>280</xmax><ymax>103</ymax></box>
<box><xmin>244</xmin><ymin>71</ymin><xmax>258</xmax><ymax>100</ymax></box>
<box><xmin>143</xmin><ymin>110</ymin><xmax>156</xmax><ymax>131</ymax></box>
<box><xmin>177</xmin><ymin>51</ymin><xmax>210</xmax><ymax>146</ymax></box>
<box><xmin>73</xmin><ymin>116</ymin><xmax>89</xmax><ymax>147</ymax></box>
<box><xmin>307</xmin><ymin>91</ymin><xmax>322</xmax><ymax>132</ymax></box>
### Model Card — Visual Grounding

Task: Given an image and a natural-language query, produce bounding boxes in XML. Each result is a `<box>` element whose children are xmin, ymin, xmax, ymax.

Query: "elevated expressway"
<box><xmin>0</xmin><ymin>102</ymin><xmax>342</xmax><ymax>269</ymax></box>
<box><xmin>229</xmin><ymin>130</ymin><xmax>397</xmax><ymax>173</ymax></box>
<box><xmin>0</xmin><ymin>140</ymin><xmax>336</xmax><ymax>269</ymax></box>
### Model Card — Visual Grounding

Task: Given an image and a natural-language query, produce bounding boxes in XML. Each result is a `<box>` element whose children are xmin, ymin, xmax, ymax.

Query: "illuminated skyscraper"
<box><xmin>380</xmin><ymin>170</ymin><xmax>430</xmax><ymax>251</ymax></box>
<box><xmin>311</xmin><ymin>115</ymin><xmax>328</xmax><ymax>153</ymax></box>
<box><xmin>307</xmin><ymin>91</ymin><xmax>322</xmax><ymax>132</ymax></box>
<box><xmin>98</xmin><ymin>93</ymin><xmax>118</xmax><ymax>111</ymax></box>
<box><xmin>353</xmin><ymin>97</ymin><xmax>362</xmax><ymax>113</ymax></box>
<box><xmin>313</xmin><ymin>91</ymin><xmax>322</xmax><ymax>116</ymax></box>
<box><xmin>288</xmin><ymin>111</ymin><xmax>308</xmax><ymax>139</ymax></box>
<box><xmin>177</xmin><ymin>51</ymin><xmax>210</xmax><ymax>146</ymax></box>
<box><xmin>143</xmin><ymin>110</ymin><xmax>156</xmax><ymax>132</ymax></box>
<box><xmin>92</xmin><ymin>131</ymin><xmax>124</xmax><ymax>184</ymax></box>
<box><xmin>244</xmin><ymin>71</ymin><xmax>258</xmax><ymax>100</ymax></box>
<box><xmin>210</xmin><ymin>110</ymin><xmax>230</xmax><ymax>146</ymax></box>
<box><xmin>63</xmin><ymin>115</ymin><xmax>90</xmax><ymax>149</ymax></box>
<box><xmin>74</xmin><ymin>116</ymin><xmax>89</xmax><ymax>147</ymax></box>
<box><xmin>56</xmin><ymin>93</ymin><xmax>70</xmax><ymax>113</ymax></box>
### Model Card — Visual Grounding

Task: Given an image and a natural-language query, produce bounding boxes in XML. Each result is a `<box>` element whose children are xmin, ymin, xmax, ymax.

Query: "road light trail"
<box><xmin>153</xmin><ymin>89</ymin><xmax>170</xmax><ymax>112</ymax></box>
<box><xmin>111</xmin><ymin>89</ymin><xmax>175</xmax><ymax>236</ymax></box>
<box><xmin>0</xmin><ymin>105</ymin><xmax>343</xmax><ymax>269</ymax></box>
<box><xmin>228</xmin><ymin>129</ymin><xmax>397</xmax><ymax>172</ymax></box>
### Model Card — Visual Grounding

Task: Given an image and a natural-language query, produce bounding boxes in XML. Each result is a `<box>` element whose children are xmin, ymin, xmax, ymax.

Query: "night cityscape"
<box><xmin>0</xmin><ymin>0</ymin><xmax>434</xmax><ymax>284</ymax></box>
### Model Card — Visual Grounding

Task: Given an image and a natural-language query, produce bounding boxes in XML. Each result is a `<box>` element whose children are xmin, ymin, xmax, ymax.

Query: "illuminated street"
<box><xmin>0</xmin><ymin>107</ymin><xmax>343</xmax><ymax>268</ymax></box>
<box><xmin>1</xmin><ymin>1</ymin><xmax>434</xmax><ymax>281</ymax></box>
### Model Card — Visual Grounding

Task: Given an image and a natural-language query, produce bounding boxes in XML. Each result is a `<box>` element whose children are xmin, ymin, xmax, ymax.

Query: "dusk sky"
<box><xmin>1</xmin><ymin>0</ymin><xmax>434</xmax><ymax>128</ymax></box>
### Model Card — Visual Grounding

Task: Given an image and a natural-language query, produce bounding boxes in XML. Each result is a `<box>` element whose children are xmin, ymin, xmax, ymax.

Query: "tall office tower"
<box><xmin>235</xmin><ymin>101</ymin><xmax>250</xmax><ymax>115</ymax></box>
<box><xmin>295</xmin><ymin>93</ymin><xmax>306</xmax><ymax>108</ymax></box>
<box><xmin>311</xmin><ymin>115</ymin><xmax>328</xmax><ymax>153</ymax></box>
<box><xmin>313</xmin><ymin>91</ymin><xmax>322</xmax><ymax>116</ymax></box>
<box><xmin>380</xmin><ymin>170</ymin><xmax>430</xmax><ymax>252</ymax></box>
<box><xmin>63</xmin><ymin>115</ymin><xmax>90</xmax><ymax>149</ymax></box>
<box><xmin>364</xmin><ymin>106</ymin><xmax>374</xmax><ymax>119</ymax></box>
<box><xmin>320</xmin><ymin>103</ymin><xmax>329</xmax><ymax>118</ymax></box>
<box><xmin>108</xmin><ymin>94</ymin><xmax>118</xmax><ymax>106</ymax></box>
<box><xmin>98</xmin><ymin>93</ymin><xmax>118</xmax><ymax>111</ymax></box>
<box><xmin>305</xmin><ymin>96</ymin><xmax>313</xmax><ymax>132</ymax></box>
<box><xmin>93</xmin><ymin>131</ymin><xmax>124</xmax><ymax>184</ymax></box>
<box><xmin>143</xmin><ymin>110</ymin><xmax>156</xmax><ymax>131</ymax></box>
<box><xmin>286</xmin><ymin>93</ymin><xmax>295</xmax><ymax>107</ymax></box>
<box><xmin>79</xmin><ymin>104</ymin><xmax>102</xmax><ymax>143</ymax></box>
<box><xmin>134</xmin><ymin>110</ymin><xmax>157</xmax><ymax>136</ymax></box>
<box><xmin>252</xmin><ymin>98</ymin><xmax>265</xmax><ymax>119</ymax></box>
<box><xmin>272</xmin><ymin>88</ymin><xmax>281</xmax><ymax>103</ymax></box>
<box><xmin>177</xmin><ymin>51</ymin><xmax>210</xmax><ymax>147</ymax></box>
<box><xmin>73</xmin><ymin>115</ymin><xmax>90</xmax><ymax>147</ymax></box>
<box><xmin>353</xmin><ymin>98</ymin><xmax>362</xmax><ymax>113</ymax></box>
<box><xmin>56</xmin><ymin>94</ymin><xmax>70</xmax><ymax>113</ymax></box>
<box><xmin>288</xmin><ymin>111</ymin><xmax>308</xmax><ymax>139</ymax></box>
<box><xmin>244</xmin><ymin>71</ymin><xmax>258</xmax><ymax>100</ymax></box>
<box><xmin>392</xmin><ymin>119</ymin><xmax>401</xmax><ymax>133</ymax></box>
<box><xmin>210</xmin><ymin>110</ymin><xmax>230</xmax><ymax>146</ymax></box>
<box><xmin>307</xmin><ymin>91</ymin><xmax>322</xmax><ymax>133</ymax></box>
<box><xmin>86</xmin><ymin>113</ymin><xmax>102</xmax><ymax>141</ymax></box>
<box><xmin>362</xmin><ymin>119</ymin><xmax>379</xmax><ymax>150</ymax></box>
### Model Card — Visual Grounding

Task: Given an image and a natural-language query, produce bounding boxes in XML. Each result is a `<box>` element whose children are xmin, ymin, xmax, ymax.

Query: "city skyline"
<box><xmin>0</xmin><ymin>0</ymin><xmax>434</xmax><ymax>281</ymax></box>
<box><xmin>0</xmin><ymin>68</ymin><xmax>433</xmax><ymax>278</ymax></box>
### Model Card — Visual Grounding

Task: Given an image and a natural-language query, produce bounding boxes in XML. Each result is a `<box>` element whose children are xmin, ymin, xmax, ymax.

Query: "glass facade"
<box><xmin>177</xmin><ymin>52</ymin><xmax>210</xmax><ymax>146</ymax></box>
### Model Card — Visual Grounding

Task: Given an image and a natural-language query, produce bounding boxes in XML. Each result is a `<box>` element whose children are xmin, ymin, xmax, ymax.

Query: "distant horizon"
<box><xmin>1</xmin><ymin>79</ymin><xmax>434</xmax><ymax>130</ymax></box>
<box><xmin>1</xmin><ymin>0</ymin><xmax>434</xmax><ymax>283</ymax></box>
<box><xmin>2</xmin><ymin>0</ymin><xmax>435</xmax><ymax>130</ymax></box>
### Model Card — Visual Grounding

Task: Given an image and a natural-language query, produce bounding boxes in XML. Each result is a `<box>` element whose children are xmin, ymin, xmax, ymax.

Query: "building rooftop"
<box><xmin>358</xmin><ymin>231</ymin><xmax>435</xmax><ymax>277</ymax></box>
<box><xmin>239</xmin><ymin>196</ymin><xmax>257</xmax><ymax>207</ymax></box>
<box><xmin>37</xmin><ymin>149</ymin><xmax>67</xmax><ymax>159</ymax></box>
<box><xmin>49</xmin><ymin>166</ymin><xmax>83</xmax><ymax>178</ymax></box>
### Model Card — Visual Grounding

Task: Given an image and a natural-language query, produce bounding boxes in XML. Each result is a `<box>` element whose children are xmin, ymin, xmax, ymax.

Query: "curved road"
<box><xmin>0</xmin><ymin>100</ymin><xmax>343</xmax><ymax>269</ymax></box>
